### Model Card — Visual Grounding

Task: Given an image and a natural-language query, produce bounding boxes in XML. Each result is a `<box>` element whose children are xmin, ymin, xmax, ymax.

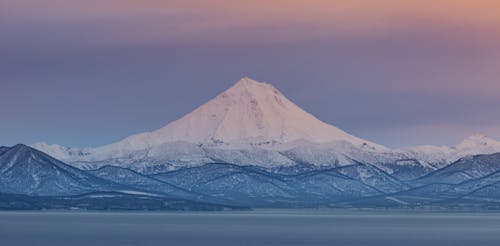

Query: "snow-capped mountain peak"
<box><xmin>455</xmin><ymin>134</ymin><xmax>500</xmax><ymax>150</ymax></box>
<box><xmin>452</xmin><ymin>134</ymin><xmax>500</xmax><ymax>158</ymax></box>
<box><xmin>32</xmin><ymin>77</ymin><xmax>500</xmax><ymax>174</ymax></box>
<box><xmin>397</xmin><ymin>134</ymin><xmax>500</xmax><ymax>168</ymax></box>
<box><xmin>32</xmin><ymin>77</ymin><xmax>390</xmax><ymax>170</ymax></box>
<box><xmin>103</xmin><ymin>77</ymin><xmax>385</xmax><ymax>151</ymax></box>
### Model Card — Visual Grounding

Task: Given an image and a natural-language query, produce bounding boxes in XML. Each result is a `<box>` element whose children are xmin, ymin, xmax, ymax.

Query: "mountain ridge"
<box><xmin>0</xmin><ymin>144</ymin><xmax>122</xmax><ymax>195</ymax></box>
<box><xmin>5</xmin><ymin>143</ymin><xmax>500</xmax><ymax>209</ymax></box>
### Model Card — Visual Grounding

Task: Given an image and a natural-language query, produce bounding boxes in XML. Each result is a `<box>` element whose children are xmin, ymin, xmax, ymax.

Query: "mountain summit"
<box><xmin>106</xmin><ymin>77</ymin><xmax>384</xmax><ymax>150</ymax></box>
<box><xmin>0</xmin><ymin>144</ymin><xmax>116</xmax><ymax>195</ymax></box>
<box><xmin>33</xmin><ymin>77</ymin><xmax>387</xmax><ymax>171</ymax></box>
<box><xmin>31</xmin><ymin>77</ymin><xmax>500</xmax><ymax>173</ymax></box>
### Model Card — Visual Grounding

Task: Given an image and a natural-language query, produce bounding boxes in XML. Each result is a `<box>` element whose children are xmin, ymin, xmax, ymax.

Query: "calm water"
<box><xmin>1</xmin><ymin>210</ymin><xmax>500</xmax><ymax>246</ymax></box>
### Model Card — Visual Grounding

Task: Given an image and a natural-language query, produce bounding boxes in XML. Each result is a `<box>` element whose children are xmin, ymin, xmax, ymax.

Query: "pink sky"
<box><xmin>2</xmin><ymin>0</ymin><xmax>500</xmax><ymax>147</ymax></box>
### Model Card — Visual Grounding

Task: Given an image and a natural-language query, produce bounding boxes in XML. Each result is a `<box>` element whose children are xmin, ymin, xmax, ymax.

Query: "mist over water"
<box><xmin>2</xmin><ymin>210</ymin><xmax>500</xmax><ymax>246</ymax></box>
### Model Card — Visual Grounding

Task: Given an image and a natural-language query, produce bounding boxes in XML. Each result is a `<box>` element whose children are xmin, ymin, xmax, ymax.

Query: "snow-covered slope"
<box><xmin>397</xmin><ymin>134</ymin><xmax>500</xmax><ymax>168</ymax></box>
<box><xmin>95</xmin><ymin>77</ymin><xmax>386</xmax><ymax>151</ymax></box>
<box><xmin>33</xmin><ymin>78</ymin><xmax>391</xmax><ymax>171</ymax></box>
<box><xmin>31</xmin><ymin>78</ymin><xmax>500</xmax><ymax>174</ymax></box>
<box><xmin>31</xmin><ymin>142</ymin><xmax>91</xmax><ymax>160</ymax></box>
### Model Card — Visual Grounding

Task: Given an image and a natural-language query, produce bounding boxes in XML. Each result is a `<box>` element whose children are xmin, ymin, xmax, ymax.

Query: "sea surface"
<box><xmin>1</xmin><ymin>210</ymin><xmax>500</xmax><ymax>246</ymax></box>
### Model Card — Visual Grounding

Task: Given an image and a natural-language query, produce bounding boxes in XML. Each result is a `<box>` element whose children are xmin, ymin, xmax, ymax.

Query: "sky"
<box><xmin>1</xmin><ymin>0</ymin><xmax>500</xmax><ymax>148</ymax></box>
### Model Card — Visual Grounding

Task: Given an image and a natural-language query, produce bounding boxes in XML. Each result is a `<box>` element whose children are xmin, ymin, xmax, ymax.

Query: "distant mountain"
<box><xmin>30</xmin><ymin>78</ymin><xmax>393</xmax><ymax>172</ymax></box>
<box><xmin>0</xmin><ymin>144</ymin><xmax>249</xmax><ymax>210</ymax></box>
<box><xmin>414</xmin><ymin>153</ymin><xmax>500</xmax><ymax>185</ymax></box>
<box><xmin>32</xmin><ymin>78</ymin><xmax>500</xmax><ymax>178</ymax></box>
<box><xmin>151</xmin><ymin>163</ymin><xmax>407</xmax><ymax>207</ymax></box>
<box><xmin>0</xmin><ymin>144</ymin><xmax>121</xmax><ymax>196</ymax></box>
<box><xmin>152</xmin><ymin>163</ymin><xmax>303</xmax><ymax>207</ymax></box>
<box><xmin>88</xmin><ymin>166</ymin><xmax>204</xmax><ymax>201</ymax></box>
<box><xmin>398</xmin><ymin>134</ymin><xmax>500</xmax><ymax>168</ymax></box>
<box><xmin>33</xmin><ymin>78</ymin><xmax>393</xmax><ymax>172</ymax></box>
<box><xmin>345</xmin><ymin>153</ymin><xmax>500</xmax><ymax>209</ymax></box>
<box><xmin>92</xmin><ymin>77</ymin><xmax>387</xmax><ymax>148</ymax></box>
<box><xmin>5</xmin><ymin>143</ymin><xmax>500</xmax><ymax>209</ymax></box>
